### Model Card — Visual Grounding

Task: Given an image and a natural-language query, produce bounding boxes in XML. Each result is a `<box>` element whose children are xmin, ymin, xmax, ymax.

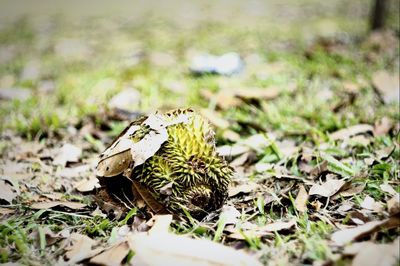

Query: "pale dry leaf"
<box><xmin>0</xmin><ymin>180</ymin><xmax>18</xmax><ymax>203</ymax></box>
<box><xmin>294</xmin><ymin>185</ymin><xmax>308</xmax><ymax>213</ymax></box>
<box><xmin>0</xmin><ymin>87</ymin><xmax>32</xmax><ymax>101</ymax></box>
<box><xmin>372</xmin><ymin>70</ymin><xmax>400</xmax><ymax>104</ymax></box>
<box><xmin>53</xmin><ymin>143</ymin><xmax>82</xmax><ymax>166</ymax></box>
<box><xmin>387</xmin><ymin>194</ymin><xmax>400</xmax><ymax>215</ymax></box>
<box><xmin>128</xmin><ymin>232</ymin><xmax>262</xmax><ymax>266</ymax></box>
<box><xmin>233</xmin><ymin>87</ymin><xmax>279</xmax><ymax>100</ymax></box>
<box><xmin>0</xmin><ymin>207</ymin><xmax>15</xmax><ymax>215</ymax></box>
<box><xmin>31</xmin><ymin>201</ymin><xmax>86</xmax><ymax>210</ymax></box>
<box><xmin>330</xmin><ymin>124</ymin><xmax>374</xmax><ymax>140</ymax></box>
<box><xmin>351</xmin><ymin>240</ymin><xmax>399</xmax><ymax>266</ymax></box>
<box><xmin>65</xmin><ymin>233</ymin><xmax>103</xmax><ymax>264</ymax></box>
<box><xmin>220</xmin><ymin>205</ymin><xmax>241</xmax><ymax>225</ymax></box>
<box><xmin>337</xmin><ymin>183</ymin><xmax>365</xmax><ymax>198</ymax></box>
<box><xmin>309</xmin><ymin>179</ymin><xmax>346</xmax><ymax>197</ymax></box>
<box><xmin>261</xmin><ymin>219</ymin><xmax>296</xmax><ymax>232</ymax></box>
<box><xmin>148</xmin><ymin>215</ymin><xmax>173</xmax><ymax>235</ymax></box>
<box><xmin>331</xmin><ymin>217</ymin><xmax>399</xmax><ymax>246</ymax></box>
<box><xmin>74</xmin><ymin>176</ymin><xmax>100</xmax><ymax>192</ymax></box>
<box><xmin>216</xmin><ymin>145</ymin><xmax>250</xmax><ymax>157</ymax></box>
<box><xmin>200</xmin><ymin>108</ymin><xmax>230</xmax><ymax>129</ymax></box>
<box><xmin>380</xmin><ymin>183</ymin><xmax>397</xmax><ymax>196</ymax></box>
<box><xmin>374</xmin><ymin>116</ymin><xmax>393</xmax><ymax>136</ymax></box>
<box><xmin>108</xmin><ymin>88</ymin><xmax>141</xmax><ymax>112</ymax></box>
<box><xmin>89</xmin><ymin>242</ymin><xmax>130</xmax><ymax>266</ymax></box>
<box><xmin>360</xmin><ymin>196</ymin><xmax>383</xmax><ymax>212</ymax></box>
<box><xmin>229</xmin><ymin>182</ymin><xmax>260</xmax><ymax>197</ymax></box>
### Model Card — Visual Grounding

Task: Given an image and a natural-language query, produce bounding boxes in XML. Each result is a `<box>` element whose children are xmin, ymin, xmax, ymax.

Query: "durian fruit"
<box><xmin>96</xmin><ymin>109</ymin><xmax>233</xmax><ymax>217</ymax></box>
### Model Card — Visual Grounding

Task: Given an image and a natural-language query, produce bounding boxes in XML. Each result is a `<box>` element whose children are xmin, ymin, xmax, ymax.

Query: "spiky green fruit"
<box><xmin>97</xmin><ymin>109</ymin><xmax>233</xmax><ymax>217</ymax></box>
<box><xmin>134</xmin><ymin>109</ymin><xmax>232</xmax><ymax>215</ymax></box>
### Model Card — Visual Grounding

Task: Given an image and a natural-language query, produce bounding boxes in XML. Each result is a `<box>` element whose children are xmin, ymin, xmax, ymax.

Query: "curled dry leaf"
<box><xmin>372</xmin><ymin>70</ymin><xmax>400</xmax><ymax>104</ymax></box>
<box><xmin>31</xmin><ymin>201</ymin><xmax>86</xmax><ymax>210</ymax></box>
<box><xmin>89</xmin><ymin>242</ymin><xmax>130</xmax><ymax>266</ymax></box>
<box><xmin>65</xmin><ymin>233</ymin><xmax>103</xmax><ymax>264</ymax></box>
<box><xmin>74</xmin><ymin>176</ymin><xmax>100</xmax><ymax>192</ymax></box>
<box><xmin>350</xmin><ymin>240</ymin><xmax>399</xmax><ymax>266</ymax></box>
<box><xmin>200</xmin><ymin>108</ymin><xmax>230</xmax><ymax>129</ymax></box>
<box><xmin>374</xmin><ymin>116</ymin><xmax>393</xmax><ymax>136</ymax></box>
<box><xmin>0</xmin><ymin>179</ymin><xmax>18</xmax><ymax>203</ymax></box>
<box><xmin>128</xmin><ymin>231</ymin><xmax>262</xmax><ymax>266</ymax></box>
<box><xmin>331</xmin><ymin>216</ymin><xmax>400</xmax><ymax>246</ymax></box>
<box><xmin>387</xmin><ymin>195</ymin><xmax>400</xmax><ymax>215</ymax></box>
<box><xmin>329</xmin><ymin>124</ymin><xmax>374</xmax><ymax>140</ymax></box>
<box><xmin>309</xmin><ymin>179</ymin><xmax>346</xmax><ymax>198</ymax></box>
<box><xmin>229</xmin><ymin>182</ymin><xmax>260</xmax><ymax>197</ymax></box>
<box><xmin>294</xmin><ymin>185</ymin><xmax>308</xmax><ymax>213</ymax></box>
<box><xmin>53</xmin><ymin>143</ymin><xmax>82</xmax><ymax>166</ymax></box>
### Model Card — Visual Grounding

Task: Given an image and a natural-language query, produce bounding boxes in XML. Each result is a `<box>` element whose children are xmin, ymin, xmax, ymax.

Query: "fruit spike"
<box><xmin>132</xmin><ymin>109</ymin><xmax>233</xmax><ymax>216</ymax></box>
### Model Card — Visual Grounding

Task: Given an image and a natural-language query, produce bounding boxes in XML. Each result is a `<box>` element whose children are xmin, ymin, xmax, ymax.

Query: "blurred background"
<box><xmin>0</xmin><ymin>0</ymin><xmax>398</xmax><ymax>139</ymax></box>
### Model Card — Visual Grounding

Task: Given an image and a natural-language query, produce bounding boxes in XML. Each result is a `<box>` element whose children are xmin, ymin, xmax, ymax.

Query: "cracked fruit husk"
<box><xmin>96</xmin><ymin>109</ymin><xmax>233</xmax><ymax>217</ymax></box>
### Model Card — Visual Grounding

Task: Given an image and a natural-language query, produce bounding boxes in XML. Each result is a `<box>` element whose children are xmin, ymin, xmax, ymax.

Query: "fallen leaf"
<box><xmin>330</xmin><ymin>124</ymin><xmax>374</xmax><ymax>140</ymax></box>
<box><xmin>148</xmin><ymin>215</ymin><xmax>173</xmax><ymax>234</ymax></box>
<box><xmin>65</xmin><ymin>233</ymin><xmax>103</xmax><ymax>264</ymax></box>
<box><xmin>261</xmin><ymin>219</ymin><xmax>296</xmax><ymax>232</ymax></box>
<box><xmin>372</xmin><ymin>70</ymin><xmax>400</xmax><ymax>104</ymax></box>
<box><xmin>360</xmin><ymin>196</ymin><xmax>383</xmax><ymax>212</ymax></box>
<box><xmin>374</xmin><ymin>117</ymin><xmax>393</xmax><ymax>136</ymax></box>
<box><xmin>331</xmin><ymin>217</ymin><xmax>400</xmax><ymax>246</ymax></box>
<box><xmin>31</xmin><ymin>201</ymin><xmax>86</xmax><ymax>210</ymax></box>
<box><xmin>0</xmin><ymin>180</ymin><xmax>18</xmax><ymax>203</ymax></box>
<box><xmin>128</xmin><ymin>232</ymin><xmax>262</xmax><ymax>266</ymax></box>
<box><xmin>53</xmin><ymin>143</ymin><xmax>82</xmax><ymax>166</ymax></box>
<box><xmin>229</xmin><ymin>182</ymin><xmax>260</xmax><ymax>197</ymax></box>
<box><xmin>0</xmin><ymin>207</ymin><xmax>15</xmax><ymax>215</ymax></box>
<box><xmin>233</xmin><ymin>87</ymin><xmax>279</xmax><ymax>101</ymax></box>
<box><xmin>216</xmin><ymin>145</ymin><xmax>250</xmax><ymax>157</ymax></box>
<box><xmin>380</xmin><ymin>183</ymin><xmax>397</xmax><ymax>196</ymax></box>
<box><xmin>89</xmin><ymin>242</ymin><xmax>130</xmax><ymax>266</ymax></box>
<box><xmin>75</xmin><ymin>176</ymin><xmax>100</xmax><ymax>192</ymax></box>
<box><xmin>337</xmin><ymin>183</ymin><xmax>365</xmax><ymax>198</ymax></box>
<box><xmin>294</xmin><ymin>185</ymin><xmax>308</xmax><ymax>213</ymax></box>
<box><xmin>387</xmin><ymin>195</ymin><xmax>400</xmax><ymax>215</ymax></box>
<box><xmin>351</xmin><ymin>240</ymin><xmax>399</xmax><ymax>266</ymax></box>
<box><xmin>108</xmin><ymin>88</ymin><xmax>141</xmax><ymax>112</ymax></box>
<box><xmin>200</xmin><ymin>108</ymin><xmax>230</xmax><ymax>129</ymax></box>
<box><xmin>309</xmin><ymin>179</ymin><xmax>346</xmax><ymax>197</ymax></box>
<box><xmin>220</xmin><ymin>205</ymin><xmax>241</xmax><ymax>225</ymax></box>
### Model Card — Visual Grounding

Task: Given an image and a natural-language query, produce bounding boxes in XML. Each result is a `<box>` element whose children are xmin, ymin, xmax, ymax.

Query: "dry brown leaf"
<box><xmin>262</xmin><ymin>219</ymin><xmax>296</xmax><ymax>232</ymax></box>
<box><xmin>309</xmin><ymin>179</ymin><xmax>346</xmax><ymax>197</ymax></box>
<box><xmin>89</xmin><ymin>242</ymin><xmax>130</xmax><ymax>266</ymax></box>
<box><xmin>337</xmin><ymin>183</ymin><xmax>365</xmax><ymax>198</ymax></box>
<box><xmin>234</xmin><ymin>87</ymin><xmax>279</xmax><ymax>100</ymax></box>
<box><xmin>387</xmin><ymin>195</ymin><xmax>400</xmax><ymax>215</ymax></box>
<box><xmin>216</xmin><ymin>145</ymin><xmax>250</xmax><ymax>157</ymax></box>
<box><xmin>374</xmin><ymin>116</ymin><xmax>394</xmax><ymax>136</ymax></box>
<box><xmin>372</xmin><ymin>70</ymin><xmax>400</xmax><ymax>104</ymax></box>
<box><xmin>229</xmin><ymin>182</ymin><xmax>260</xmax><ymax>197</ymax></box>
<box><xmin>31</xmin><ymin>201</ymin><xmax>86</xmax><ymax>210</ymax></box>
<box><xmin>0</xmin><ymin>180</ymin><xmax>18</xmax><ymax>203</ymax></box>
<box><xmin>128</xmin><ymin>232</ymin><xmax>262</xmax><ymax>266</ymax></box>
<box><xmin>380</xmin><ymin>183</ymin><xmax>397</xmax><ymax>196</ymax></box>
<box><xmin>131</xmin><ymin>180</ymin><xmax>168</xmax><ymax>214</ymax></box>
<box><xmin>331</xmin><ymin>217</ymin><xmax>400</xmax><ymax>246</ymax></box>
<box><xmin>200</xmin><ymin>108</ymin><xmax>230</xmax><ymax>129</ymax></box>
<box><xmin>330</xmin><ymin>124</ymin><xmax>374</xmax><ymax>140</ymax></box>
<box><xmin>294</xmin><ymin>185</ymin><xmax>308</xmax><ymax>213</ymax></box>
<box><xmin>360</xmin><ymin>196</ymin><xmax>383</xmax><ymax>212</ymax></box>
<box><xmin>74</xmin><ymin>176</ymin><xmax>100</xmax><ymax>192</ymax></box>
<box><xmin>65</xmin><ymin>233</ymin><xmax>103</xmax><ymax>264</ymax></box>
<box><xmin>351</xmin><ymin>240</ymin><xmax>399</xmax><ymax>266</ymax></box>
<box><xmin>0</xmin><ymin>207</ymin><xmax>15</xmax><ymax>215</ymax></box>
<box><xmin>53</xmin><ymin>143</ymin><xmax>82</xmax><ymax>166</ymax></box>
<box><xmin>200</xmin><ymin>89</ymin><xmax>241</xmax><ymax>110</ymax></box>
